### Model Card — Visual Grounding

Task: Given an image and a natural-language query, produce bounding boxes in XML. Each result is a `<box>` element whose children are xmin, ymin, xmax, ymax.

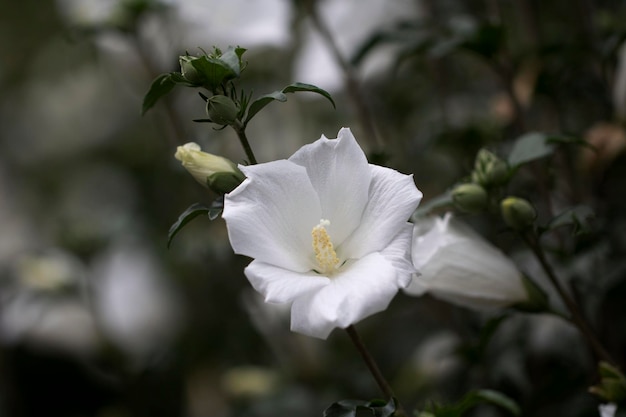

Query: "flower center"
<box><xmin>311</xmin><ymin>219</ymin><xmax>339</xmax><ymax>275</ymax></box>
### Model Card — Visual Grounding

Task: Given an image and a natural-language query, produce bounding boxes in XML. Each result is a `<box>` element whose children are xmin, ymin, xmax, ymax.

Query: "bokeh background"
<box><xmin>2</xmin><ymin>0</ymin><xmax>626</xmax><ymax>416</ymax></box>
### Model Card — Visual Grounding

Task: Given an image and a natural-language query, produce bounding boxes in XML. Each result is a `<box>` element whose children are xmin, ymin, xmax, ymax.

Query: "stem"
<box><xmin>345</xmin><ymin>325</ymin><xmax>407</xmax><ymax>417</ymax></box>
<box><xmin>521</xmin><ymin>231</ymin><xmax>616</xmax><ymax>366</ymax></box>
<box><xmin>232</xmin><ymin>121</ymin><xmax>258</xmax><ymax>165</ymax></box>
<box><xmin>305</xmin><ymin>2</ymin><xmax>384</xmax><ymax>150</ymax></box>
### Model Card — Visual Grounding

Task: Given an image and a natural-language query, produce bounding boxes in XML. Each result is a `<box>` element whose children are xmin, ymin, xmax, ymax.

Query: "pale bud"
<box><xmin>451</xmin><ymin>183</ymin><xmax>488</xmax><ymax>213</ymax></box>
<box><xmin>500</xmin><ymin>196</ymin><xmax>536</xmax><ymax>230</ymax></box>
<box><xmin>179</xmin><ymin>55</ymin><xmax>202</xmax><ymax>85</ymax></box>
<box><xmin>175</xmin><ymin>143</ymin><xmax>244</xmax><ymax>194</ymax></box>
<box><xmin>206</xmin><ymin>95</ymin><xmax>240</xmax><ymax>125</ymax></box>
<box><xmin>473</xmin><ymin>149</ymin><xmax>509</xmax><ymax>187</ymax></box>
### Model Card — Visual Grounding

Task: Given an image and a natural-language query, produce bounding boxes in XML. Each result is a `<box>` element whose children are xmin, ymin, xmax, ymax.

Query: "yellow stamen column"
<box><xmin>312</xmin><ymin>219</ymin><xmax>339</xmax><ymax>275</ymax></box>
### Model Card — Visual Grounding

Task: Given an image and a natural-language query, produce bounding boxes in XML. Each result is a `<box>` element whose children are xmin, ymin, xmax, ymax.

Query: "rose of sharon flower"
<box><xmin>223</xmin><ymin>128</ymin><xmax>422</xmax><ymax>339</ymax></box>
<box><xmin>406</xmin><ymin>213</ymin><xmax>528</xmax><ymax>309</ymax></box>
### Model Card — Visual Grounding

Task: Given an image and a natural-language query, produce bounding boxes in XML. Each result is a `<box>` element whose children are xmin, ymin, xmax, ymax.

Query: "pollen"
<box><xmin>312</xmin><ymin>219</ymin><xmax>340</xmax><ymax>275</ymax></box>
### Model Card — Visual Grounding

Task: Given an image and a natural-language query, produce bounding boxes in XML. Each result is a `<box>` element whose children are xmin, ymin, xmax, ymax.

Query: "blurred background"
<box><xmin>2</xmin><ymin>0</ymin><xmax>626</xmax><ymax>416</ymax></box>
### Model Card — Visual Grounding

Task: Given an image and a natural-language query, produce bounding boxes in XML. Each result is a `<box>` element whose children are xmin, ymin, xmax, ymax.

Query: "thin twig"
<box><xmin>305</xmin><ymin>2</ymin><xmax>384</xmax><ymax>150</ymax></box>
<box><xmin>521</xmin><ymin>231</ymin><xmax>616</xmax><ymax>366</ymax></box>
<box><xmin>345</xmin><ymin>325</ymin><xmax>407</xmax><ymax>417</ymax></box>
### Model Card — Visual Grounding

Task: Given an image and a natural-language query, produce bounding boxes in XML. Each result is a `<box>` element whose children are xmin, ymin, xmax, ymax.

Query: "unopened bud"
<box><xmin>473</xmin><ymin>149</ymin><xmax>509</xmax><ymax>187</ymax></box>
<box><xmin>452</xmin><ymin>183</ymin><xmax>488</xmax><ymax>213</ymax></box>
<box><xmin>500</xmin><ymin>196</ymin><xmax>536</xmax><ymax>230</ymax></box>
<box><xmin>207</xmin><ymin>95</ymin><xmax>240</xmax><ymax>125</ymax></box>
<box><xmin>179</xmin><ymin>55</ymin><xmax>202</xmax><ymax>85</ymax></box>
<box><xmin>175</xmin><ymin>142</ymin><xmax>245</xmax><ymax>194</ymax></box>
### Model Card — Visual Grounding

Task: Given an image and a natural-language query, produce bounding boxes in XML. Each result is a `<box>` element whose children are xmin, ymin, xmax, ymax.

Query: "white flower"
<box><xmin>223</xmin><ymin>128</ymin><xmax>422</xmax><ymax>339</ymax></box>
<box><xmin>406</xmin><ymin>213</ymin><xmax>528</xmax><ymax>309</ymax></box>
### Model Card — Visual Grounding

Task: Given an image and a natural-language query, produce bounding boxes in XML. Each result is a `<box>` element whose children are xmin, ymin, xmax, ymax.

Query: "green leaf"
<box><xmin>545</xmin><ymin>205</ymin><xmax>594</xmax><ymax>235</ymax></box>
<box><xmin>167</xmin><ymin>203</ymin><xmax>210</xmax><ymax>248</ymax></box>
<box><xmin>507</xmin><ymin>132</ymin><xmax>556</xmax><ymax>167</ymax></box>
<box><xmin>190</xmin><ymin>56</ymin><xmax>236</xmax><ymax>91</ymax></box>
<box><xmin>243</xmin><ymin>83</ymin><xmax>335</xmax><ymax>126</ymax></box>
<box><xmin>244</xmin><ymin>91</ymin><xmax>288</xmax><ymax>125</ymax></box>
<box><xmin>142</xmin><ymin>73</ymin><xmax>177</xmax><ymax>115</ymax></box>
<box><xmin>282</xmin><ymin>82</ymin><xmax>336</xmax><ymax>109</ymax></box>
<box><xmin>207</xmin><ymin>197</ymin><xmax>224</xmax><ymax>221</ymax></box>
<box><xmin>219</xmin><ymin>46</ymin><xmax>247</xmax><ymax>76</ymax></box>
<box><xmin>472</xmin><ymin>390</ymin><xmax>521</xmax><ymax>416</ymax></box>
<box><xmin>420</xmin><ymin>389</ymin><xmax>520</xmax><ymax>417</ymax></box>
<box><xmin>324</xmin><ymin>398</ymin><xmax>396</xmax><ymax>417</ymax></box>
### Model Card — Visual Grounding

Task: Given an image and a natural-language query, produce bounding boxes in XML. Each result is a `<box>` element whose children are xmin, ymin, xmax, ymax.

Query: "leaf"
<box><xmin>472</xmin><ymin>390</ymin><xmax>521</xmax><ymax>416</ymax></box>
<box><xmin>420</xmin><ymin>389</ymin><xmax>520</xmax><ymax>417</ymax></box>
<box><xmin>208</xmin><ymin>197</ymin><xmax>224</xmax><ymax>220</ymax></box>
<box><xmin>219</xmin><ymin>46</ymin><xmax>247</xmax><ymax>76</ymax></box>
<box><xmin>546</xmin><ymin>205</ymin><xmax>594</xmax><ymax>235</ymax></box>
<box><xmin>282</xmin><ymin>82</ymin><xmax>336</xmax><ymax>109</ymax></box>
<box><xmin>244</xmin><ymin>91</ymin><xmax>287</xmax><ymax>125</ymax></box>
<box><xmin>324</xmin><ymin>398</ymin><xmax>396</xmax><ymax>417</ymax></box>
<box><xmin>190</xmin><ymin>55</ymin><xmax>236</xmax><ymax>91</ymax></box>
<box><xmin>167</xmin><ymin>203</ymin><xmax>210</xmax><ymax>248</ymax></box>
<box><xmin>243</xmin><ymin>83</ymin><xmax>335</xmax><ymax>126</ymax></box>
<box><xmin>142</xmin><ymin>73</ymin><xmax>177</xmax><ymax>115</ymax></box>
<box><xmin>507</xmin><ymin>132</ymin><xmax>556</xmax><ymax>167</ymax></box>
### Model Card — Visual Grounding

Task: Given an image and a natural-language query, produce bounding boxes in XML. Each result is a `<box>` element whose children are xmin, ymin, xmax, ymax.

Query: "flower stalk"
<box><xmin>520</xmin><ymin>231</ymin><xmax>616</xmax><ymax>366</ymax></box>
<box><xmin>345</xmin><ymin>325</ymin><xmax>407</xmax><ymax>417</ymax></box>
<box><xmin>232</xmin><ymin>120</ymin><xmax>258</xmax><ymax>165</ymax></box>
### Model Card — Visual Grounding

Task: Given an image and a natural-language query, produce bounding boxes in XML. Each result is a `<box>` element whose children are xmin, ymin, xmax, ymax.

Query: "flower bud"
<box><xmin>175</xmin><ymin>142</ymin><xmax>245</xmax><ymax>194</ymax></box>
<box><xmin>500</xmin><ymin>196</ymin><xmax>536</xmax><ymax>230</ymax></box>
<box><xmin>452</xmin><ymin>183</ymin><xmax>488</xmax><ymax>213</ymax></box>
<box><xmin>473</xmin><ymin>149</ymin><xmax>509</xmax><ymax>187</ymax></box>
<box><xmin>179</xmin><ymin>55</ymin><xmax>202</xmax><ymax>85</ymax></box>
<box><xmin>206</xmin><ymin>95</ymin><xmax>240</xmax><ymax>125</ymax></box>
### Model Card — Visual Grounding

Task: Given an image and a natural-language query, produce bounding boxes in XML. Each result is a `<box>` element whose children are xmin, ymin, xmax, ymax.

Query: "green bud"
<box><xmin>452</xmin><ymin>183</ymin><xmax>488</xmax><ymax>213</ymax></box>
<box><xmin>207</xmin><ymin>172</ymin><xmax>245</xmax><ymax>194</ymax></box>
<box><xmin>500</xmin><ymin>197</ymin><xmax>536</xmax><ymax>230</ymax></box>
<box><xmin>473</xmin><ymin>149</ymin><xmax>509</xmax><ymax>187</ymax></box>
<box><xmin>207</xmin><ymin>95</ymin><xmax>240</xmax><ymax>125</ymax></box>
<box><xmin>179</xmin><ymin>55</ymin><xmax>203</xmax><ymax>85</ymax></box>
<box><xmin>175</xmin><ymin>142</ymin><xmax>245</xmax><ymax>194</ymax></box>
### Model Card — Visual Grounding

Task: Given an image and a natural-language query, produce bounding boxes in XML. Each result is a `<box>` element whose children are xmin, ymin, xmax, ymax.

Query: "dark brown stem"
<box><xmin>521</xmin><ymin>232</ymin><xmax>616</xmax><ymax>366</ymax></box>
<box><xmin>305</xmin><ymin>3</ymin><xmax>384</xmax><ymax>150</ymax></box>
<box><xmin>232</xmin><ymin>121</ymin><xmax>258</xmax><ymax>165</ymax></box>
<box><xmin>345</xmin><ymin>325</ymin><xmax>406</xmax><ymax>417</ymax></box>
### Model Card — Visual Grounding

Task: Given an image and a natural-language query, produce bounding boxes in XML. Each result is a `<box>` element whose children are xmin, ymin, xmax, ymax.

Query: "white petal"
<box><xmin>428</xmin><ymin>242</ymin><xmax>526</xmax><ymax>308</ymax></box>
<box><xmin>288</xmin><ymin>128</ymin><xmax>371</xmax><ymax>245</ymax></box>
<box><xmin>289</xmin><ymin>252</ymin><xmax>399</xmax><ymax>339</ymax></box>
<box><xmin>339</xmin><ymin>165</ymin><xmax>422</xmax><ymax>260</ymax></box>
<box><xmin>223</xmin><ymin>160</ymin><xmax>321</xmax><ymax>272</ymax></box>
<box><xmin>406</xmin><ymin>215</ymin><xmax>527</xmax><ymax>309</ymax></box>
<box><xmin>245</xmin><ymin>260</ymin><xmax>330</xmax><ymax>304</ymax></box>
<box><xmin>411</xmin><ymin>213</ymin><xmax>461</xmax><ymax>270</ymax></box>
<box><xmin>380</xmin><ymin>223</ymin><xmax>416</xmax><ymax>288</ymax></box>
